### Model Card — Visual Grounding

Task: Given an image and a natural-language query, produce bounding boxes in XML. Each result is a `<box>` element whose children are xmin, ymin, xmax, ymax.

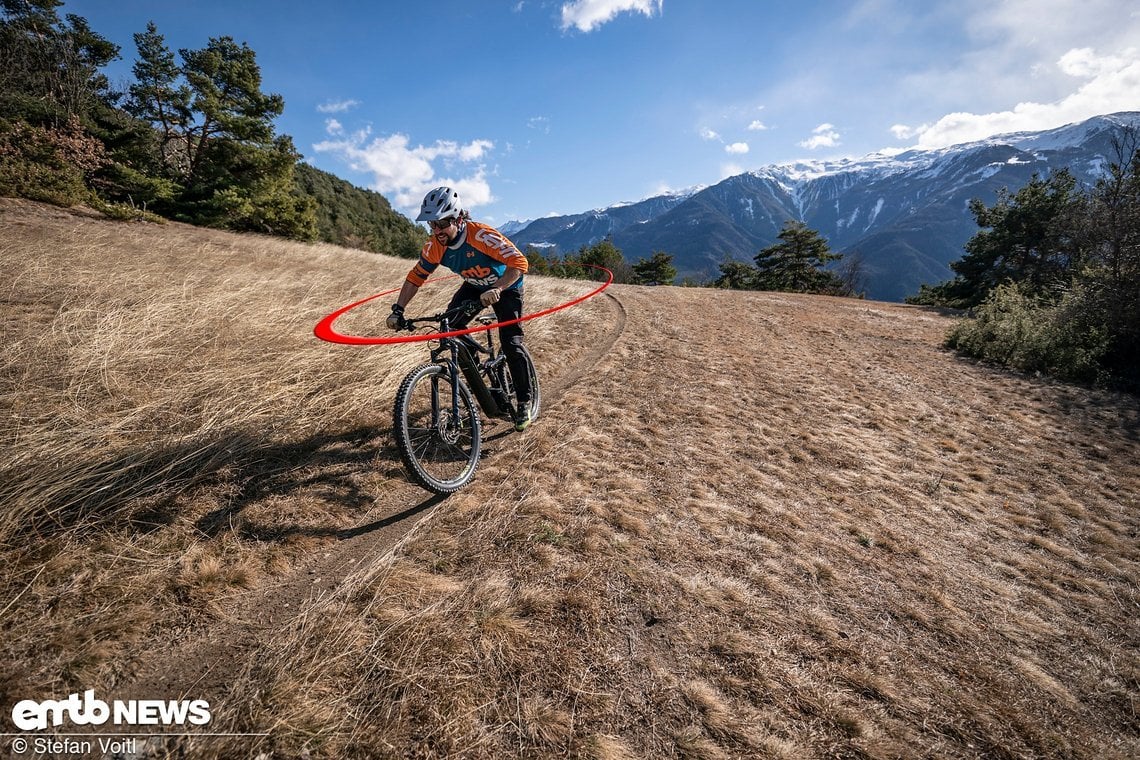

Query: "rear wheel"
<box><xmin>495</xmin><ymin>346</ymin><xmax>541</xmax><ymax>422</ymax></box>
<box><xmin>393</xmin><ymin>363</ymin><xmax>481</xmax><ymax>494</ymax></box>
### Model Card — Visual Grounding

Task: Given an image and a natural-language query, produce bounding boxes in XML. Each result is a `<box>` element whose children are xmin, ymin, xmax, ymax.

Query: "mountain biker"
<box><xmin>387</xmin><ymin>186</ymin><xmax>535</xmax><ymax>431</ymax></box>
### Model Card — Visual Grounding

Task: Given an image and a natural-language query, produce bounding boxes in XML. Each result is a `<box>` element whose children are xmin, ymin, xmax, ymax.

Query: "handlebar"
<box><xmin>400</xmin><ymin>300</ymin><xmax>484</xmax><ymax>331</ymax></box>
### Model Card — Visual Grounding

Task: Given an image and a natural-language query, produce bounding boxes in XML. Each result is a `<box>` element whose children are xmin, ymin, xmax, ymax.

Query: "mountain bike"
<box><xmin>392</xmin><ymin>301</ymin><xmax>541</xmax><ymax>494</ymax></box>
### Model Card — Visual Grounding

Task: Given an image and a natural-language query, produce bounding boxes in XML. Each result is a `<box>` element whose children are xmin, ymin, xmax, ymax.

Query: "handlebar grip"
<box><xmin>459</xmin><ymin>300</ymin><xmax>483</xmax><ymax>316</ymax></box>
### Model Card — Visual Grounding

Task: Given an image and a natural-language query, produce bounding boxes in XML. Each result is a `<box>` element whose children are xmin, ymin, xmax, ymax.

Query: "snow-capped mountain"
<box><xmin>507</xmin><ymin>185</ymin><xmax>704</xmax><ymax>254</ymax></box>
<box><xmin>497</xmin><ymin>219</ymin><xmax>532</xmax><ymax>236</ymax></box>
<box><xmin>505</xmin><ymin>112</ymin><xmax>1138</xmax><ymax>301</ymax></box>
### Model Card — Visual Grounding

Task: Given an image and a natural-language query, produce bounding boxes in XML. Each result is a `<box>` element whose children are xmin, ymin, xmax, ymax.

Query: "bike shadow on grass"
<box><xmin>50</xmin><ymin>423</ymin><xmax>446</xmax><ymax>545</ymax></box>
<box><xmin>23</xmin><ymin>419</ymin><xmax>510</xmax><ymax>545</ymax></box>
<box><xmin>187</xmin><ymin>424</ymin><xmax>457</xmax><ymax>543</ymax></box>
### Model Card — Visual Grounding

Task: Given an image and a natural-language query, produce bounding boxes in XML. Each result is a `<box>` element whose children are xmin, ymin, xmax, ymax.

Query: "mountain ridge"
<box><xmin>506</xmin><ymin>112</ymin><xmax>1139</xmax><ymax>300</ymax></box>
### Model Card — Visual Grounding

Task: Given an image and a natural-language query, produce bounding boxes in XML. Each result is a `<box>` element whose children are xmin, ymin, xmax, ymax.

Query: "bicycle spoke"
<box><xmin>393</xmin><ymin>363</ymin><xmax>481</xmax><ymax>493</ymax></box>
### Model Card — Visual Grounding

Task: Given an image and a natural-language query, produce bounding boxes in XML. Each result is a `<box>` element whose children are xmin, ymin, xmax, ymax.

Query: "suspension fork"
<box><xmin>429</xmin><ymin>321</ymin><xmax>465</xmax><ymax>430</ymax></box>
<box><xmin>445</xmin><ymin>342</ymin><xmax>462</xmax><ymax>427</ymax></box>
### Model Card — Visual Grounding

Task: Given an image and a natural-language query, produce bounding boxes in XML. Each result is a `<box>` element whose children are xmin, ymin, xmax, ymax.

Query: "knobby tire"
<box><xmin>393</xmin><ymin>363</ymin><xmax>482</xmax><ymax>494</ymax></box>
<box><xmin>497</xmin><ymin>346</ymin><xmax>542</xmax><ymax>421</ymax></box>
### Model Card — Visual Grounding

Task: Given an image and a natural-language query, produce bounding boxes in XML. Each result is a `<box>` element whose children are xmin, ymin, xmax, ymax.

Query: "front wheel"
<box><xmin>393</xmin><ymin>363</ymin><xmax>482</xmax><ymax>494</ymax></box>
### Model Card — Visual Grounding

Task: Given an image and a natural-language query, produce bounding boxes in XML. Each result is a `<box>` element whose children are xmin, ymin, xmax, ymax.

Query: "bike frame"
<box><xmin>411</xmin><ymin>306</ymin><xmax>510</xmax><ymax>421</ymax></box>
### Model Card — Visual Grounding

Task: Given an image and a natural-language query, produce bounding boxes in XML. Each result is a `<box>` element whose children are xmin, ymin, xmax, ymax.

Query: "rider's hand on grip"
<box><xmin>480</xmin><ymin>287</ymin><xmax>502</xmax><ymax>307</ymax></box>
<box><xmin>386</xmin><ymin>304</ymin><xmax>405</xmax><ymax>331</ymax></box>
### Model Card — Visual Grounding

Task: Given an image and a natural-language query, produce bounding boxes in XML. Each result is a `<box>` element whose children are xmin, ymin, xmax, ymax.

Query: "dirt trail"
<box><xmin>110</xmin><ymin>292</ymin><xmax>628</xmax><ymax>706</ymax></box>
<box><xmin>6</xmin><ymin>201</ymin><xmax>1138</xmax><ymax>758</ymax></box>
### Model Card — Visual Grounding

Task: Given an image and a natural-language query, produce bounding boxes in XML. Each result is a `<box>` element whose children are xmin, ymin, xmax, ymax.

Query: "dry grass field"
<box><xmin>1</xmin><ymin>197</ymin><xmax>1138</xmax><ymax>759</ymax></box>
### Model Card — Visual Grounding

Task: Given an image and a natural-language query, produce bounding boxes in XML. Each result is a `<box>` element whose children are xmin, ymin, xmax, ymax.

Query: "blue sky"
<box><xmin>63</xmin><ymin>0</ymin><xmax>1140</xmax><ymax>226</ymax></box>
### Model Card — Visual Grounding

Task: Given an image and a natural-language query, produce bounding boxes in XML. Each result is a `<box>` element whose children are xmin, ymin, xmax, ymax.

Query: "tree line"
<box><xmin>0</xmin><ymin>0</ymin><xmax>422</xmax><ymax>255</ymax></box>
<box><xmin>524</xmin><ymin>238</ymin><xmax>678</xmax><ymax>286</ymax></box>
<box><xmin>525</xmin><ymin>224</ymin><xmax>866</xmax><ymax>294</ymax></box>
<box><xmin>909</xmin><ymin>131</ymin><xmax>1139</xmax><ymax>391</ymax></box>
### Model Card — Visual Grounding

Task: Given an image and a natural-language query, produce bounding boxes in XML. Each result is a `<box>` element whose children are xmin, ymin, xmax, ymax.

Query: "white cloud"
<box><xmin>747</xmin><ymin>120</ymin><xmax>768</xmax><ymax>131</ymax></box>
<box><xmin>965</xmin><ymin>0</ymin><xmax>1137</xmax><ymax>62</ymax></box>
<box><xmin>325</xmin><ymin>119</ymin><xmax>344</xmax><ymax>136</ymax></box>
<box><xmin>317</xmin><ymin>99</ymin><xmax>360</xmax><ymax>114</ymax></box>
<box><xmin>725</xmin><ymin>142</ymin><xmax>750</xmax><ymax>155</ymax></box>
<box><xmin>1057</xmin><ymin>47</ymin><xmax>1117</xmax><ymax>78</ymax></box>
<box><xmin>560</xmin><ymin>0</ymin><xmax>663</xmax><ymax>32</ymax></box>
<box><xmin>799</xmin><ymin>123</ymin><xmax>841</xmax><ymax>150</ymax></box>
<box><xmin>439</xmin><ymin>170</ymin><xmax>494</xmax><ymax>211</ymax></box>
<box><xmin>889</xmin><ymin>122</ymin><xmax>930</xmax><ymax>140</ymax></box>
<box><xmin>720</xmin><ymin>163</ymin><xmax>744</xmax><ymax>179</ymax></box>
<box><xmin>458</xmin><ymin>139</ymin><xmax>494</xmax><ymax>161</ymax></box>
<box><xmin>875</xmin><ymin>1</ymin><xmax>1140</xmax><ymax>149</ymax></box>
<box><xmin>898</xmin><ymin>46</ymin><xmax>1140</xmax><ymax>149</ymax></box>
<box><xmin>313</xmin><ymin>129</ymin><xmax>496</xmax><ymax>211</ymax></box>
<box><xmin>699</xmin><ymin>127</ymin><xmax>721</xmax><ymax>141</ymax></box>
<box><xmin>527</xmin><ymin>116</ymin><xmax>551</xmax><ymax>133</ymax></box>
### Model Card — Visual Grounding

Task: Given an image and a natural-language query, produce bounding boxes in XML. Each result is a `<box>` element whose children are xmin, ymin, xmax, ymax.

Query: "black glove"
<box><xmin>386</xmin><ymin>303</ymin><xmax>405</xmax><ymax>331</ymax></box>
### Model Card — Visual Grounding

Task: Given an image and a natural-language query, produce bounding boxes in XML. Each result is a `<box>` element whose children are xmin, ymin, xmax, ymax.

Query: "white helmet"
<box><xmin>416</xmin><ymin>186</ymin><xmax>464</xmax><ymax>223</ymax></box>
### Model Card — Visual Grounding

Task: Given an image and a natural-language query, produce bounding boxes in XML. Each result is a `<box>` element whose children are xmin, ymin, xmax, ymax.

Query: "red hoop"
<box><xmin>314</xmin><ymin>266</ymin><xmax>614</xmax><ymax>345</ymax></box>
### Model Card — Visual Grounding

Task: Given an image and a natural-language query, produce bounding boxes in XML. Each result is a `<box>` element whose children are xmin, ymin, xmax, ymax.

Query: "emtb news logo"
<box><xmin>11</xmin><ymin>690</ymin><xmax>211</xmax><ymax>730</ymax></box>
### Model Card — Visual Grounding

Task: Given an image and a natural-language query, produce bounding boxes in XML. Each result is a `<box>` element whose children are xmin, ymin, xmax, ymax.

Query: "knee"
<box><xmin>499</xmin><ymin>326</ymin><xmax>524</xmax><ymax>345</ymax></box>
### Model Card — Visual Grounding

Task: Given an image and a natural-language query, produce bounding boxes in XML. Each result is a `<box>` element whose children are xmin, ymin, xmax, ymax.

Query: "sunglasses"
<box><xmin>429</xmin><ymin>218</ymin><xmax>454</xmax><ymax>230</ymax></box>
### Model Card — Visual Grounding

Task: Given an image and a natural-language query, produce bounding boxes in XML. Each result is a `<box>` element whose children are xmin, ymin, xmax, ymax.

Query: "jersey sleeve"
<box><xmin>405</xmin><ymin>240</ymin><xmax>442</xmax><ymax>287</ymax></box>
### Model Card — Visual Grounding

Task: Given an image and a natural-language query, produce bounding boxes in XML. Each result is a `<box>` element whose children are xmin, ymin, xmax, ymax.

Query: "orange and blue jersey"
<box><xmin>406</xmin><ymin>221</ymin><xmax>529</xmax><ymax>290</ymax></box>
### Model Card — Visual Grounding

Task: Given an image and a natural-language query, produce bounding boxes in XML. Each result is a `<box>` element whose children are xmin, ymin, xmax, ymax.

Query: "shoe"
<box><xmin>514</xmin><ymin>404</ymin><xmax>533</xmax><ymax>432</ymax></box>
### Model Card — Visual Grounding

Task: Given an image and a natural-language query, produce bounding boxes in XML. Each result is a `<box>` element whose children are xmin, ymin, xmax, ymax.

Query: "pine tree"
<box><xmin>178</xmin><ymin>35</ymin><xmax>284</xmax><ymax>183</ymax></box>
<box><xmin>524</xmin><ymin>247</ymin><xmax>550</xmax><ymax>276</ymax></box>
<box><xmin>714</xmin><ymin>259</ymin><xmax>758</xmax><ymax>290</ymax></box>
<box><xmin>632</xmin><ymin>251</ymin><xmax>677</xmax><ymax>286</ymax></box>
<box><xmin>0</xmin><ymin>1</ymin><xmax>119</xmax><ymax>204</ymax></box>
<box><xmin>126</xmin><ymin>21</ymin><xmax>191</xmax><ymax>178</ymax></box>
<box><xmin>922</xmin><ymin>171</ymin><xmax>1082</xmax><ymax>308</ymax></box>
<box><xmin>753</xmin><ymin>220</ymin><xmax>842</xmax><ymax>293</ymax></box>
<box><xmin>577</xmin><ymin>237</ymin><xmax>625</xmax><ymax>280</ymax></box>
<box><xmin>0</xmin><ymin>1</ymin><xmax>119</xmax><ymax>124</ymax></box>
<box><xmin>139</xmin><ymin>31</ymin><xmax>314</xmax><ymax>237</ymax></box>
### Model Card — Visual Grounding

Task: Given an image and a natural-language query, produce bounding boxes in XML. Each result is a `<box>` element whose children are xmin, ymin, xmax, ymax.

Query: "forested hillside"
<box><xmin>0</xmin><ymin>1</ymin><xmax>424</xmax><ymax>256</ymax></box>
<box><xmin>294</xmin><ymin>162</ymin><xmax>423</xmax><ymax>259</ymax></box>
